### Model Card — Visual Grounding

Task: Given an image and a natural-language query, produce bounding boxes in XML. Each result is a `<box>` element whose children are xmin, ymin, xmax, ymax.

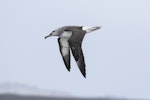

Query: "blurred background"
<box><xmin>0</xmin><ymin>0</ymin><xmax>150</xmax><ymax>100</ymax></box>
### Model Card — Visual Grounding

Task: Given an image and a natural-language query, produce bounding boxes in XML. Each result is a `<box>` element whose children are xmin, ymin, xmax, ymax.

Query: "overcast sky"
<box><xmin>0</xmin><ymin>0</ymin><xmax>150</xmax><ymax>99</ymax></box>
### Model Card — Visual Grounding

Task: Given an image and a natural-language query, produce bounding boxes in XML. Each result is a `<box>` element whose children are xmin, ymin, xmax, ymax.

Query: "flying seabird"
<box><xmin>45</xmin><ymin>26</ymin><xmax>101</xmax><ymax>78</ymax></box>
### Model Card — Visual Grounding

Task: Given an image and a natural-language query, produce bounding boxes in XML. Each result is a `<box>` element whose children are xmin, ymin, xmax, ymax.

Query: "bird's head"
<box><xmin>45</xmin><ymin>30</ymin><xmax>59</xmax><ymax>39</ymax></box>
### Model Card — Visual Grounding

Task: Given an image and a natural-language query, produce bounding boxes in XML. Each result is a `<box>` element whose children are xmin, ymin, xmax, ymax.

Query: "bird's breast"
<box><xmin>60</xmin><ymin>31</ymin><xmax>72</xmax><ymax>39</ymax></box>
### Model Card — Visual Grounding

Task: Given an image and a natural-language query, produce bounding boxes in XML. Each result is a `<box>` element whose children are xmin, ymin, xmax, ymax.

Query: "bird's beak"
<box><xmin>45</xmin><ymin>34</ymin><xmax>52</xmax><ymax>39</ymax></box>
<box><xmin>97</xmin><ymin>26</ymin><xmax>101</xmax><ymax>29</ymax></box>
<box><xmin>94</xmin><ymin>26</ymin><xmax>101</xmax><ymax>30</ymax></box>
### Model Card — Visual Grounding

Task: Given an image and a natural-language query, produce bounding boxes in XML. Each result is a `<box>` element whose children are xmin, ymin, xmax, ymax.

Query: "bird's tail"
<box><xmin>82</xmin><ymin>26</ymin><xmax>101</xmax><ymax>33</ymax></box>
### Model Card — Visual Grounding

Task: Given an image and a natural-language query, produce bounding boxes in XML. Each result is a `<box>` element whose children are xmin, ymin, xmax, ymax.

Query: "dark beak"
<box><xmin>45</xmin><ymin>34</ymin><xmax>52</xmax><ymax>39</ymax></box>
<box><xmin>97</xmin><ymin>26</ymin><xmax>101</xmax><ymax>29</ymax></box>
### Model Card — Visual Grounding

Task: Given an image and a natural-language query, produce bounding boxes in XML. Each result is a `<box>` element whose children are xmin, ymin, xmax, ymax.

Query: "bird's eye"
<box><xmin>52</xmin><ymin>31</ymin><xmax>55</xmax><ymax>33</ymax></box>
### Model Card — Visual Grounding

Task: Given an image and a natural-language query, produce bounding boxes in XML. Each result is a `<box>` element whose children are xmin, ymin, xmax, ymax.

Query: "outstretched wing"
<box><xmin>68</xmin><ymin>30</ymin><xmax>86</xmax><ymax>78</ymax></box>
<box><xmin>58</xmin><ymin>38</ymin><xmax>71</xmax><ymax>71</ymax></box>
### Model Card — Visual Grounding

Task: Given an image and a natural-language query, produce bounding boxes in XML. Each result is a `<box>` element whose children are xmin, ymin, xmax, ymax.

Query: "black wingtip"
<box><xmin>64</xmin><ymin>63</ymin><xmax>71</xmax><ymax>72</ymax></box>
<box><xmin>67</xmin><ymin>68</ymin><xmax>71</xmax><ymax>72</ymax></box>
<box><xmin>82</xmin><ymin>72</ymin><xmax>86</xmax><ymax>78</ymax></box>
<box><xmin>65</xmin><ymin>63</ymin><xmax>71</xmax><ymax>72</ymax></box>
<box><xmin>80</xmin><ymin>69</ymin><xmax>86</xmax><ymax>78</ymax></box>
<box><xmin>83</xmin><ymin>74</ymin><xmax>86</xmax><ymax>78</ymax></box>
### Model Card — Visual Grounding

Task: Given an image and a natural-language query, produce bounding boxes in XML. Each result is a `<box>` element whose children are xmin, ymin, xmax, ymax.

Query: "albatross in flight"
<box><xmin>45</xmin><ymin>26</ymin><xmax>101</xmax><ymax>78</ymax></box>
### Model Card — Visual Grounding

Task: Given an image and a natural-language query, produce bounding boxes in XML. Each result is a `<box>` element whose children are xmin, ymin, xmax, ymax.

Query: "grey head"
<box><xmin>45</xmin><ymin>26</ymin><xmax>83</xmax><ymax>39</ymax></box>
<box><xmin>45</xmin><ymin>27</ymin><xmax>64</xmax><ymax>39</ymax></box>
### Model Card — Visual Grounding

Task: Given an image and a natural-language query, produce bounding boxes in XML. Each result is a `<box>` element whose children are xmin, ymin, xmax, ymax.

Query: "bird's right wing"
<box><xmin>58</xmin><ymin>38</ymin><xmax>71</xmax><ymax>71</ymax></box>
<box><xmin>68</xmin><ymin>30</ymin><xmax>86</xmax><ymax>78</ymax></box>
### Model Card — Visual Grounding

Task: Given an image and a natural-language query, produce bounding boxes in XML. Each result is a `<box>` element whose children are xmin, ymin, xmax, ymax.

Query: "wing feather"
<box><xmin>58</xmin><ymin>38</ymin><xmax>71</xmax><ymax>71</ymax></box>
<box><xmin>68</xmin><ymin>30</ymin><xmax>86</xmax><ymax>78</ymax></box>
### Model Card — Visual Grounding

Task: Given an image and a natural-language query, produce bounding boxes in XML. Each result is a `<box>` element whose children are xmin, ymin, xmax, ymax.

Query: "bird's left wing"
<box><xmin>58</xmin><ymin>38</ymin><xmax>71</xmax><ymax>71</ymax></box>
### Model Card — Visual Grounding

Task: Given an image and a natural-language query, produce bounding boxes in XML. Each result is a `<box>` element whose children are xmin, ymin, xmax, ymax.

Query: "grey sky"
<box><xmin>0</xmin><ymin>0</ymin><xmax>150</xmax><ymax>99</ymax></box>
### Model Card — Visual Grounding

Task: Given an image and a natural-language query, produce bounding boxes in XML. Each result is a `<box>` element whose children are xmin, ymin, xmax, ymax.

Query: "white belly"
<box><xmin>60</xmin><ymin>31</ymin><xmax>72</xmax><ymax>38</ymax></box>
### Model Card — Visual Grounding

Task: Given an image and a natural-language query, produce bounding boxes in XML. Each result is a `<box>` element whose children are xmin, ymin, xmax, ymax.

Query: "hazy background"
<box><xmin>0</xmin><ymin>0</ymin><xmax>150</xmax><ymax>99</ymax></box>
